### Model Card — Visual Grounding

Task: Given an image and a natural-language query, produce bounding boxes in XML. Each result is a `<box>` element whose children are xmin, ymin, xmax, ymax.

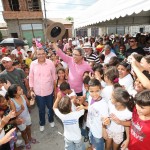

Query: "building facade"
<box><xmin>2</xmin><ymin>0</ymin><xmax>44</xmax><ymax>46</ymax></box>
<box><xmin>1</xmin><ymin>0</ymin><xmax>73</xmax><ymax>46</ymax></box>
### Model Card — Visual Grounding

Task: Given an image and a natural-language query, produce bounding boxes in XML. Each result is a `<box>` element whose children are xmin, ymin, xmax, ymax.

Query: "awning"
<box><xmin>74</xmin><ymin>0</ymin><xmax>150</xmax><ymax>28</ymax></box>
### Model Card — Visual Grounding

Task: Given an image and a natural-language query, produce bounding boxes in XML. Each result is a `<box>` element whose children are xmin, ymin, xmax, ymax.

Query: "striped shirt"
<box><xmin>85</xmin><ymin>52</ymin><xmax>100</xmax><ymax>64</ymax></box>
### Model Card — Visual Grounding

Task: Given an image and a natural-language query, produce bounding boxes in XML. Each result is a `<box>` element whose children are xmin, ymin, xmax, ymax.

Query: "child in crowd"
<box><xmin>81</xmin><ymin>76</ymin><xmax>90</xmax><ymax>142</ymax></box>
<box><xmin>6</xmin><ymin>84</ymin><xmax>35</xmax><ymax>149</ymax></box>
<box><xmin>99</xmin><ymin>54</ymin><xmax>105</xmax><ymax>64</ymax></box>
<box><xmin>93</xmin><ymin>66</ymin><xmax>106</xmax><ymax>88</ymax></box>
<box><xmin>103</xmin><ymin>63</ymin><xmax>109</xmax><ymax>71</ymax></box>
<box><xmin>59</xmin><ymin>81</ymin><xmax>77</xmax><ymax>111</ymax></box>
<box><xmin>66</xmin><ymin>48</ymin><xmax>72</xmax><ymax>56</ymax></box>
<box><xmin>78</xmin><ymin>79</ymin><xmax>109</xmax><ymax>150</ymax></box>
<box><xmin>117</xmin><ymin>61</ymin><xmax>134</xmax><ymax>90</ymax></box>
<box><xmin>0</xmin><ymin>95</ymin><xmax>16</xmax><ymax>150</ymax></box>
<box><xmin>82</xmin><ymin>76</ymin><xmax>90</xmax><ymax>103</ymax></box>
<box><xmin>101</xmin><ymin>67</ymin><xmax>119</xmax><ymax>103</ymax></box>
<box><xmin>127</xmin><ymin>90</ymin><xmax>150</xmax><ymax>150</ymax></box>
<box><xmin>54</xmin><ymin>68</ymin><xmax>66</xmax><ymax>100</ymax></box>
<box><xmin>105</xmin><ymin>87</ymin><xmax>134</xmax><ymax>150</ymax></box>
<box><xmin>128</xmin><ymin>73</ymin><xmax>150</xmax><ymax>97</ymax></box>
<box><xmin>59</xmin><ymin>81</ymin><xmax>76</xmax><ymax>99</ymax></box>
<box><xmin>82</xmin><ymin>71</ymin><xmax>90</xmax><ymax>95</ymax></box>
<box><xmin>53</xmin><ymin>94</ymin><xmax>85</xmax><ymax>150</ymax></box>
<box><xmin>23</xmin><ymin>66</ymin><xmax>30</xmax><ymax>79</ymax></box>
<box><xmin>49</xmin><ymin>53</ymin><xmax>60</xmax><ymax>67</ymax></box>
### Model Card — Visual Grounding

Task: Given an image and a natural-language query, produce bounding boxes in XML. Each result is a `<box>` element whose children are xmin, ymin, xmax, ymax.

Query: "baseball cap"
<box><xmin>27</xmin><ymin>49</ymin><xmax>32</xmax><ymax>52</ymax></box>
<box><xmin>1</xmin><ymin>57</ymin><xmax>12</xmax><ymax>63</ymax></box>
<box><xmin>68</xmin><ymin>38</ymin><xmax>72</xmax><ymax>42</ymax></box>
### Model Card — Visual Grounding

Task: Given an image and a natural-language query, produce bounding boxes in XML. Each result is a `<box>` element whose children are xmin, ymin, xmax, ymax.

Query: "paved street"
<box><xmin>28</xmin><ymin>105</ymin><xmax>65</xmax><ymax>150</ymax></box>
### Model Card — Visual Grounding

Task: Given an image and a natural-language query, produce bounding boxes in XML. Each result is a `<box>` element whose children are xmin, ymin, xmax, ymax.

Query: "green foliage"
<box><xmin>66</xmin><ymin>16</ymin><xmax>74</xmax><ymax>22</ymax></box>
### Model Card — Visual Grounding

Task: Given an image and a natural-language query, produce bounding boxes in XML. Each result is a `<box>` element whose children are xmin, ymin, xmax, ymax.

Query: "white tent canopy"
<box><xmin>74</xmin><ymin>0</ymin><xmax>150</xmax><ymax>28</ymax></box>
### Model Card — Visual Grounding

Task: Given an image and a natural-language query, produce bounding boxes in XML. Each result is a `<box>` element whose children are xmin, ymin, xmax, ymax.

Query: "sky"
<box><xmin>0</xmin><ymin>0</ymin><xmax>98</xmax><ymax>23</ymax></box>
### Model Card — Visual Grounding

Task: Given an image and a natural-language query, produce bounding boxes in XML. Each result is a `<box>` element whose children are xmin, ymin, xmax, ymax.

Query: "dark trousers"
<box><xmin>36</xmin><ymin>93</ymin><xmax>54</xmax><ymax>126</ymax></box>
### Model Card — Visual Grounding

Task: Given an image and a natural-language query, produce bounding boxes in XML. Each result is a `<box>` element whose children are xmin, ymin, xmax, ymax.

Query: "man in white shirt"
<box><xmin>11</xmin><ymin>46</ymin><xmax>28</xmax><ymax>60</ymax></box>
<box><xmin>103</xmin><ymin>45</ymin><xmax>116</xmax><ymax>64</ymax></box>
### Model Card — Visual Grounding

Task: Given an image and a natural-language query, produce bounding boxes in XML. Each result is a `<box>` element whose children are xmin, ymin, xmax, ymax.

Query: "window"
<box><xmin>11</xmin><ymin>33</ymin><xmax>18</xmax><ymax>38</ymax></box>
<box><xmin>8</xmin><ymin>0</ymin><xmax>19</xmax><ymax>11</ymax></box>
<box><xmin>21</xmin><ymin>24</ymin><xmax>43</xmax><ymax>31</ymax></box>
<box><xmin>27</xmin><ymin>0</ymin><xmax>41</xmax><ymax>11</ymax></box>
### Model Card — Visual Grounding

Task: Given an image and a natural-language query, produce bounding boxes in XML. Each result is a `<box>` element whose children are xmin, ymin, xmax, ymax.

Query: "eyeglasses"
<box><xmin>37</xmin><ymin>53</ymin><xmax>45</xmax><ymax>56</ymax></box>
<box><xmin>72</xmin><ymin>53</ymin><xmax>81</xmax><ymax>57</ymax></box>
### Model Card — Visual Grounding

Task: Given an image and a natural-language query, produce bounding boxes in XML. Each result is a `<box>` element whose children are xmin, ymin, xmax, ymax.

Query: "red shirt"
<box><xmin>128</xmin><ymin>107</ymin><xmax>150</xmax><ymax>150</ymax></box>
<box><xmin>1</xmin><ymin>47</ymin><xmax>7</xmax><ymax>53</ymax></box>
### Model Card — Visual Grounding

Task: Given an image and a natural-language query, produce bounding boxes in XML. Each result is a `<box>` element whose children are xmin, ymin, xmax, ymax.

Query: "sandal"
<box><xmin>30</xmin><ymin>138</ymin><xmax>39</xmax><ymax>144</ymax></box>
<box><xmin>25</xmin><ymin>143</ymin><xmax>31</xmax><ymax>149</ymax></box>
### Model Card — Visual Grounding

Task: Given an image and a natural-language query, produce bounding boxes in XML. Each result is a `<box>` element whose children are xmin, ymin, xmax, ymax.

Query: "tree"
<box><xmin>66</xmin><ymin>16</ymin><xmax>74</xmax><ymax>22</ymax></box>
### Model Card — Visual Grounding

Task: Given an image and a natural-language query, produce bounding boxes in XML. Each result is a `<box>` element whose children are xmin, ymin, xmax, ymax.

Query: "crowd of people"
<box><xmin>0</xmin><ymin>32</ymin><xmax>150</xmax><ymax>150</ymax></box>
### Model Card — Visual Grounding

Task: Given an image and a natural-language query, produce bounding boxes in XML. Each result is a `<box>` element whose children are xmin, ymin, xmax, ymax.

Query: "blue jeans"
<box><xmin>36</xmin><ymin>93</ymin><xmax>54</xmax><ymax>126</ymax></box>
<box><xmin>89</xmin><ymin>131</ymin><xmax>104</xmax><ymax>150</ymax></box>
<box><xmin>64</xmin><ymin>138</ymin><xmax>85</xmax><ymax>150</ymax></box>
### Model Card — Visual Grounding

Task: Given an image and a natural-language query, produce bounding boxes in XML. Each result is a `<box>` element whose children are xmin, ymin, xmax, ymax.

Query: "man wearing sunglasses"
<box><xmin>125</xmin><ymin>37</ymin><xmax>145</xmax><ymax>58</ymax></box>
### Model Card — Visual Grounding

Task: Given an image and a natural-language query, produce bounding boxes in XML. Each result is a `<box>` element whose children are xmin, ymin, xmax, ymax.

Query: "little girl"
<box><xmin>54</xmin><ymin>68</ymin><xmax>66</xmax><ymax>100</ymax></box>
<box><xmin>101</xmin><ymin>66</ymin><xmax>119</xmax><ymax>103</ymax></box>
<box><xmin>7</xmin><ymin>84</ymin><xmax>35</xmax><ymax>149</ymax></box>
<box><xmin>105</xmin><ymin>87</ymin><xmax>134</xmax><ymax>150</ymax></box>
<box><xmin>93</xmin><ymin>66</ymin><xmax>107</xmax><ymax>88</ymax></box>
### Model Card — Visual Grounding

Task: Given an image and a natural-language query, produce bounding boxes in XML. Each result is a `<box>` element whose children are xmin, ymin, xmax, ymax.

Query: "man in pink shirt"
<box><xmin>53</xmin><ymin>43</ymin><xmax>92</xmax><ymax>96</ymax></box>
<box><xmin>29</xmin><ymin>48</ymin><xmax>56</xmax><ymax>132</ymax></box>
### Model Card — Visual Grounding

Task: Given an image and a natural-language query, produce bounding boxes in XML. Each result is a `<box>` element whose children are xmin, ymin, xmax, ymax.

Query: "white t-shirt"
<box><xmin>0</xmin><ymin>86</ymin><xmax>7</xmax><ymax>96</ymax></box>
<box><xmin>101</xmin><ymin>85</ymin><xmax>113</xmax><ymax>103</ymax></box>
<box><xmin>104</xmin><ymin>52</ymin><xmax>116</xmax><ymax>64</ymax></box>
<box><xmin>0</xmin><ymin>118</ymin><xmax>5</xmax><ymax>139</ymax></box>
<box><xmin>67</xmin><ymin>89</ymin><xmax>77</xmax><ymax>112</ymax></box>
<box><xmin>61</xmin><ymin>61</ymin><xmax>68</xmax><ymax>69</ymax></box>
<box><xmin>127</xmin><ymin>85</ymin><xmax>137</xmax><ymax>97</ymax></box>
<box><xmin>101</xmin><ymin>80</ymin><xmax>107</xmax><ymax>88</ymax></box>
<box><xmin>54</xmin><ymin>108</ymin><xmax>84</xmax><ymax>141</ymax></box>
<box><xmin>11</xmin><ymin>49</ymin><xmax>28</xmax><ymax>60</ymax></box>
<box><xmin>30</xmin><ymin>46</ymin><xmax>37</xmax><ymax>54</ymax></box>
<box><xmin>119</xmin><ymin>74</ymin><xmax>133</xmax><ymax>91</ymax></box>
<box><xmin>107</xmin><ymin>101</ymin><xmax>132</xmax><ymax>133</ymax></box>
<box><xmin>87</xmin><ymin>96</ymin><xmax>109</xmax><ymax>138</ymax></box>
<box><xmin>67</xmin><ymin>89</ymin><xmax>76</xmax><ymax>97</ymax></box>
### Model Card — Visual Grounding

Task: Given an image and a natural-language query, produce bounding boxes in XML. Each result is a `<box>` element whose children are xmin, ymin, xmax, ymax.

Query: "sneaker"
<box><xmin>40</xmin><ymin>126</ymin><xmax>44</xmax><ymax>132</ymax></box>
<box><xmin>50</xmin><ymin>122</ymin><xmax>55</xmax><ymax>128</ymax></box>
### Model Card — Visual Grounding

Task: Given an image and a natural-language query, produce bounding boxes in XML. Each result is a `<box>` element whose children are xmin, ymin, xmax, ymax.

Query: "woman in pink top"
<box><xmin>53</xmin><ymin>43</ymin><xmax>92</xmax><ymax>96</ymax></box>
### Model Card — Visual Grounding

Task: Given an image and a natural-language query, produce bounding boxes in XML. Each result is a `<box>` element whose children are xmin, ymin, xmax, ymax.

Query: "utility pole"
<box><xmin>43</xmin><ymin>0</ymin><xmax>47</xmax><ymax>42</ymax></box>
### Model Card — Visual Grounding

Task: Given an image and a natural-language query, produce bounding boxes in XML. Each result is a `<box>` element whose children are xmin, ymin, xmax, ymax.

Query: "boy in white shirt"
<box><xmin>77</xmin><ymin>79</ymin><xmax>109</xmax><ymax>150</ymax></box>
<box><xmin>53</xmin><ymin>93</ymin><xmax>84</xmax><ymax>150</ymax></box>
